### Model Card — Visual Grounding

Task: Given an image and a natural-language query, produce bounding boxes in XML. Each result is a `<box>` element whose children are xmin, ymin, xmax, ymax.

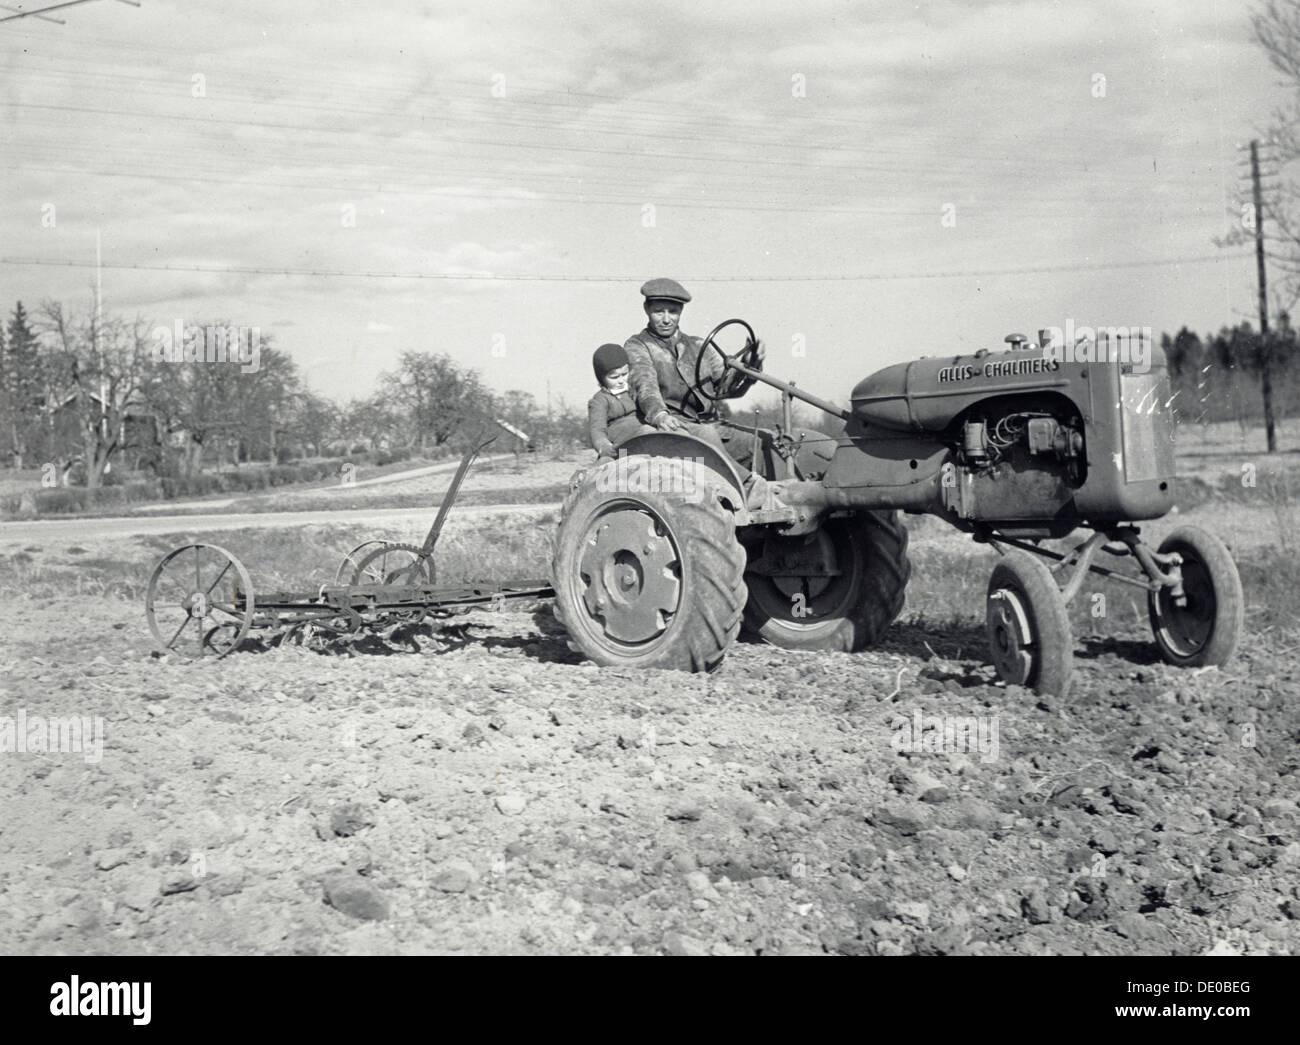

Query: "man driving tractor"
<box><xmin>622</xmin><ymin>277</ymin><xmax>773</xmax><ymax>508</ymax></box>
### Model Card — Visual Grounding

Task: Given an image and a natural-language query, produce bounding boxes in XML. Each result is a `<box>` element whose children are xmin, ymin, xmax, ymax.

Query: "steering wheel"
<box><xmin>692</xmin><ymin>318</ymin><xmax>762</xmax><ymax>404</ymax></box>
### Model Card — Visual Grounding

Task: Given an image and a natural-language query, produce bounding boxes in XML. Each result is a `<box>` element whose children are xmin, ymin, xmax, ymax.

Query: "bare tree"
<box><xmin>39</xmin><ymin>300</ymin><xmax>152</xmax><ymax>489</ymax></box>
<box><xmin>1252</xmin><ymin>2</ymin><xmax>1300</xmax><ymax>308</ymax></box>
<box><xmin>381</xmin><ymin>351</ymin><xmax>492</xmax><ymax>452</ymax></box>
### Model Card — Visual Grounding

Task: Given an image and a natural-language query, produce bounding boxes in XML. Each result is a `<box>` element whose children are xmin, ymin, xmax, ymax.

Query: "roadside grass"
<box><xmin>0</xmin><ymin>551</ymin><xmax>149</xmax><ymax>601</ymax></box>
<box><xmin>0</xmin><ymin>510</ymin><xmax>561</xmax><ymax>603</ymax></box>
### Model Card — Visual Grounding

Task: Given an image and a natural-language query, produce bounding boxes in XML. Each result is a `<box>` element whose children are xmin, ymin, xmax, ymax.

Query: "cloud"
<box><xmin>0</xmin><ymin>0</ymin><xmax>1287</xmax><ymax>411</ymax></box>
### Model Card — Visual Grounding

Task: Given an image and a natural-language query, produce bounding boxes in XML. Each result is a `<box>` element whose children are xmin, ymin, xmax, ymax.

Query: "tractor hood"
<box><xmin>851</xmin><ymin>346</ymin><xmax>1072</xmax><ymax>432</ymax></box>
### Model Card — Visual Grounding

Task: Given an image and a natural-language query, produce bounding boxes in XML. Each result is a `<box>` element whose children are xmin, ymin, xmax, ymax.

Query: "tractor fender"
<box><xmin>616</xmin><ymin>431</ymin><xmax>747</xmax><ymax>511</ymax></box>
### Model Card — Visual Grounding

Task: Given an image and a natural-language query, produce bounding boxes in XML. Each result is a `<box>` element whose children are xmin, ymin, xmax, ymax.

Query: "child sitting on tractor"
<box><xmin>586</xmin><ymin>343</ymin><xmax>670</xmax><ymax>460</ymax></box>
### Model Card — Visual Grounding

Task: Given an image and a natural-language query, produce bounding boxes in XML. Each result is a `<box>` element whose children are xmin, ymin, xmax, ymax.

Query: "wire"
<box><xmin>16</xmin><ymin>100</ymin><xmax>1129</xmax><ymax>177</ymax></box>
<box><xmin>0</xmin><ymin>251</ymin><xmax>1254</xmax><ymax>283</ymax></box>
<box><xmin>0</xmin><ymin>0</ymin><xmax>106</xmax><ymax>24</ymax></box>
<box><xmin>0</xmin><ymin>27</ymin><xmax>1157</xmax><ymax>148</ymax></box>
<box><xmin>7</xmin><ymin>61</ymin><xmax>1182</xmax><ymax>180</ymax></box>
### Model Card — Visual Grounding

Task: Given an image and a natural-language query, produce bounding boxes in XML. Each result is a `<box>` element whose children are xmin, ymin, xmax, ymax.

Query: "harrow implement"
<box><xmin>144</xmin><ymin>433</ymin><xmax>555</xmax><ymax>659</ymax></box>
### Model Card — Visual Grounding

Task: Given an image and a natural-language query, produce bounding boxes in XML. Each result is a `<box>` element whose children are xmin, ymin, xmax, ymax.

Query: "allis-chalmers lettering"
<box><xmin>938</xmin><ymin>355</ymin><xmax>1062</xmax><ymax>382</ymax></box>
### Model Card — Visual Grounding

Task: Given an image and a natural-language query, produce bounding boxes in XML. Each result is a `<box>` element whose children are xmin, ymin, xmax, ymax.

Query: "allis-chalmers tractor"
<box><xmin>550</xmin><ymin>320</ymin><xmax>1244</xmax><ymax>697</ymax></box>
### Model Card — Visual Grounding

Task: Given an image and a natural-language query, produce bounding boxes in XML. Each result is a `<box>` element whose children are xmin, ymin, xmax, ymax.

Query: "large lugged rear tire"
<box><xmin>741</xmin><ymin>510</ymin><xmax>911</xmax><ymax>652</ymax></box>
<box><xmin>1148</xmin><ymin>525</ymin><xmax>1243</xmax><ymax>668</ymax></box>
<box><xmin>550</xmin><ymin>456</ymin><xmax>747</xmax><ymax>671</ymax></box>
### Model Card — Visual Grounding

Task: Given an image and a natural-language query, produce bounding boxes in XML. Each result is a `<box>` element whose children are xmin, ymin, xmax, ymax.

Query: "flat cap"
<box><xmin>640</xmin><ymin>278</ymin><xmax>691</xmax><ymax>304</ymax></box>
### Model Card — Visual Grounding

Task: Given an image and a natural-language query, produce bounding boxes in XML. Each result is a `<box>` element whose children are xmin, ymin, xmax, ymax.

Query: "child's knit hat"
<box><xmin>593</xmin><ymin>343</ymin><xmax>629</xmax><ymax>383</ymax></box>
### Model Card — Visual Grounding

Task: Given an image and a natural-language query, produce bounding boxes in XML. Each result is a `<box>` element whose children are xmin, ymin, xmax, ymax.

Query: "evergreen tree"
<box><xmin>6</xmin><ymin>301</ymin><xmax>42</xmax><ymax>470</ymax></box>
<box><xmin>0</xmin><ymin>315</ymin><xmax>8</xmax><ymax>467</ymax></box>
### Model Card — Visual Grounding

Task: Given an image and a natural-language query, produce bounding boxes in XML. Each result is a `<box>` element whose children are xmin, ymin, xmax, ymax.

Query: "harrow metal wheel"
<box><xmin>1148</xmin><ymin>525</ymin><xmax>1243</xmax><ymax>667</ymax></box>
<box><xmin>349</xmin><ymin>542</ymin><xmax>434</xmax><ymax>625</ymax></box>
<box><xmin>335</xmin><ymin>540</ymin><xmax>394</xmax><ymax>584</ymax></box>
<box><xmin>985</xmin><ymin>551</ymin><xmax>1073</xmax><ymax>697</ymax></box>
<box><xmin>350</xmin><ymin>542</ymin><xmax>436</xmax><ymax>587</ymax></box>
<box><xmin>146</xmin><ymin>543</ymin><xmax>254</xmax><ymax>659</ymax></box>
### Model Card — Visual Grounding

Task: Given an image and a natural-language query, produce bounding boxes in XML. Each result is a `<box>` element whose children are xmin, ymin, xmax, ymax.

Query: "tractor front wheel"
<box><xmin>986</xmin><ymin>551</ymin><xmax>1073</xmax><ymax>697</ymax></box>
<box><xmin>1148</xmin><ymin>525</ymin><xmax>1243</xmax><ymax>668</ymax></box>
<box><xmin>550</xmin><ymin>456</ymin><xmax>747</xmax><ymax>671</ymax></box>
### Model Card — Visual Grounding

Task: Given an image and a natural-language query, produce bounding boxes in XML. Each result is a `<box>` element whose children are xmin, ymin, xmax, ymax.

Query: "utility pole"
<box><xmin>1250</xmin><ymin>140</ymin><xmax>1277</xmax><ymax>453</ymax></box>
<box><xmin>95</xmin><ymin>227</ymin><xmax>112</xmax><ymax>456</ymax></box>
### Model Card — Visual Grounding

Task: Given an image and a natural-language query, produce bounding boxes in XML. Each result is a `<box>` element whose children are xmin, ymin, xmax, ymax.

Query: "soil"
<box><xmin>1</xmin><ymin>590</ymin><xmax>1296</xmax><ymax>955</ymax></box>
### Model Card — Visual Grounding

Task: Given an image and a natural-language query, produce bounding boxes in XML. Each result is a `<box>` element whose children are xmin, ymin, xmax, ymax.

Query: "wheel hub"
<box><xmin>1154</xmin><ymin>559</ymin><xmax>1213</xmax><ymax>653</ymax></box>
<box><xmin>769</xmin><ymin>529</ymin><xmax>837</xmax><ymax>603</ymax></box>
<box><xmin>987</xmin><ymin>587</ymin><xmax>1034</xmax><ymax>685</ymax></box>
<box><xmin>579</xmin><ymin>508</ymin><xmax>680</xmax><ymax>643</ymax></box>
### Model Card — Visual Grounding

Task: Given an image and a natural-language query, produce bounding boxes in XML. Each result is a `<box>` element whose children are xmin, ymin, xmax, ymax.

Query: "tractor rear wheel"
<box><xmin>741</xmin><ymin>511</ymin><xmax>911</xmax><ymax>652</ymax></box>
<box><xmin>550</xmin><ymin>456</ymin><xmax>747</xmax><ymax>671</ymax></box>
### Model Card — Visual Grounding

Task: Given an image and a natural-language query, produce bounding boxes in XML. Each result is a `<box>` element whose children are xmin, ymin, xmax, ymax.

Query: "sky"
<box><xmin>0</xmin><ymin>0</ymin><xmax>1294</xmax><ymax>418</ymax></box>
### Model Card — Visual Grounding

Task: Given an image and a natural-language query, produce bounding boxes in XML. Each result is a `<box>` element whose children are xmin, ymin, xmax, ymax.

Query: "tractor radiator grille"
<box><xmin>1119</xmin><ymin>371</ymin><xmax>1175</xmax><ymax>483</ymax></box>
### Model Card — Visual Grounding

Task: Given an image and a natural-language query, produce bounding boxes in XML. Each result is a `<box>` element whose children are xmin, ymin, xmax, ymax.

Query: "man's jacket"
<box><xmin>624</xmin><ymin>326</ymin><xmax>754</xmax><ymax>419</ymax></box>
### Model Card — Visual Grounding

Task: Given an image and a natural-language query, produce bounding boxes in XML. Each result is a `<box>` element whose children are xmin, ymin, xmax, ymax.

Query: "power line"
<box><xmin>6</xmin><ymin>127</ymin><xmax>1188</xmax><ymax>206</ymax></box>
<box><xmin>0</xmin><ymin>2</ymin><xmax>65</xmax><ymax>23</ymax></box>
<box><xmin>0</xmin><ymin>251</ymin><xmax>1254</xmax><ymax>283</ymax></box>
<box><xmin>8</xmin><ymin>156</ymin><xmax>1201</xmax><ymax>220</ymax></box>
<box><xmin>16</xmin><ymin>100</ymin><xmax>1114</xmax><ymax>178</ymax></box>
<box><xmin>8</xmin><ymin>62</ymin><xmax>1171</xmax><ymax>179</ymax></box>
<box><xmin>0</xmin><ymin>0</ymin><xmax>136</xmax><ymax>25</ymax></box>
<box><xmin>0</xmin><ymin>163</ymin><xmax>940</xmax><ymax>217</ymax></box>
<box><xmin>0</xmin><ymin>25</ymin><xmax>1132</xmax><ymax>147</ymax></box>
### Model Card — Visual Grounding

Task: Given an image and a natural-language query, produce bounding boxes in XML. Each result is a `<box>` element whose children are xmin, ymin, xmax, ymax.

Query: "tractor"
<box><xmin>549</xmin><ymin>320</ymin><xmax>1244</xmax><ymax>697</ymax></box>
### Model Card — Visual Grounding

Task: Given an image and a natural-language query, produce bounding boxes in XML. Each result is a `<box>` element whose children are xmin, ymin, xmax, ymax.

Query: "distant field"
<box><xmin>1175</xmin><ymin>416</ymin><xmax>1300</xmax><ymax>482</ymax></box>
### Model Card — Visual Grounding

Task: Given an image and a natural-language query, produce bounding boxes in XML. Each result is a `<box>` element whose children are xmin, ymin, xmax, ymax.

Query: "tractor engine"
<box><xmin>941</xmin><ymin>400</ymin><xmax>1088</xmax><ymax>524</ymax></box>
<box><xmin>957</xmin><ymin>410</ymin><xmax>1084</xmax><ymax>471</ymax></box>
<box><xmin>821</xmin><ymin>336</ymin><xmax>1178</xmax><ymax>532</ymax></box>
